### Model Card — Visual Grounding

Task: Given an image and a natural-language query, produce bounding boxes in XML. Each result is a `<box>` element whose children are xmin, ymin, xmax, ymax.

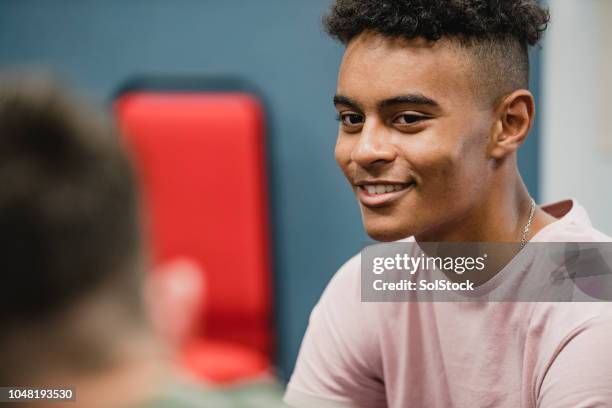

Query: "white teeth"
<box><xmin>363</xmin><ymin>184</ymin><xmax>411</xmax><ymax>195</ymax></box>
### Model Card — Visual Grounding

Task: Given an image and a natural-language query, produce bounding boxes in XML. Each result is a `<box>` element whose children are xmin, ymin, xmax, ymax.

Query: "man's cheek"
<box><xmin>334</xmin><ymin>137</ymin><xmax>350</xmax><ymax>167</ymax></box>
<box><xmin>416</xmin><ymin>159</ymin><xmax>467</xmax><ymax>213</ymax></box>
<box><xmin>413</xmin><ymin>149</ymin><xmax>457</xmax><ymax>190</ymax></box>
<box><xmin>334</xmin><ymin>158</ymin><xmax>351</xmax><ymax>184</ymax></box>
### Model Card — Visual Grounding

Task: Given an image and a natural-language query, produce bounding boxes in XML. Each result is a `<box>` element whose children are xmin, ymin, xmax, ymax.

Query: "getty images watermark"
<box><xmin>361</xmin><ymin>242</ymin><xmax>612</xmax><ymax>302</ymax></box>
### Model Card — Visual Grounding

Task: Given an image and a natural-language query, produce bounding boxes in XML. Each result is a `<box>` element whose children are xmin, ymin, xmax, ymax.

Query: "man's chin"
<box><xmin>363</xmin><ymin>219</ymin><xmax>415</xmax><ymax>242</ymax></box>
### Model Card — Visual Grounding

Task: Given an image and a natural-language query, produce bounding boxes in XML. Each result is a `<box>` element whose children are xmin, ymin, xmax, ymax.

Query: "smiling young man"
<box><xmin>284</xmin><ymin>1</ymin><xmax>612</xmax><ymax>407</ymax></box>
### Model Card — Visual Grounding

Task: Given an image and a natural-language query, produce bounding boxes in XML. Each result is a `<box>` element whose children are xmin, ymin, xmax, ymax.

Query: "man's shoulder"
<box><xmin>537</xmin><ymin>199</ymin><xmax>612</xmax><ymax>242</ymax></box>
<box><xmin>543</xmin><ymin>221</ymin><xmax>612</xmax><ymax>242</ymax></box>
<box><xmin>336</xmin><ymin>250</ymin><xmax>362</xmax><ymax>278</ymax></box>
<box><xmin>532</xmin><ymin>308</ymin><xmax>612</xmax><ymax>405</ymax></box>
<box><xmin>137</xmin><ymin>380</ymin><xmax>289</xmax><ymax>408</ymax></box>
<box><xmin>317</xmin><ymin>251</ymin><xmax>362</xmax><ymax>307</ymax></box>
<box><xmin>528</xmin><ymin>302</ymin><xmax>612</xmax><ymax>368</ymax></box>
<box><xmin>326</xmin><ymin>237</ymin><xmax>415</xmax><ymax>295</ymax></box>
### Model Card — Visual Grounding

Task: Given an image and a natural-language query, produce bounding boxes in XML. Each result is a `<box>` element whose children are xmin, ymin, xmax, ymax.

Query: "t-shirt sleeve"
<box><xmin>284</xmin><ymin>255</ymin><xmax>387</xmax><ymax>408</ymax></box>
<box><xmin>537</xmin><ymin>317</ymin><xmax>612</xmax><ymax>408</ymax></box>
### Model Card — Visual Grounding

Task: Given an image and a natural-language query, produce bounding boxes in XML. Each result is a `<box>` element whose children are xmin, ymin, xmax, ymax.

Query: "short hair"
<box><xmin>324</xmin><ymin>0</ymin><xmax>550</xmax><ymax>104</ymax></box>
<box><xmin>0</xmin><ymin>75</ymin><xmax>144</xmax><ymax>380</ymax></box>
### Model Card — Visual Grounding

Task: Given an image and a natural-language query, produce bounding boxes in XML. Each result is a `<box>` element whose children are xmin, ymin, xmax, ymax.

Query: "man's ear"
<box><xmin>145</xmin><ymin>258</ymin><xmax>206</xmax><ymax>350</ymax></box>
<box><xmin>488</xmin><ymin>89</ymin><xmax>535</xmax><ymax>159</ymax></box>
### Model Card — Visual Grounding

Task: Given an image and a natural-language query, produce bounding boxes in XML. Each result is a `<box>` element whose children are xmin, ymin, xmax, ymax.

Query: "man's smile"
<box><xmin>354</xmin><ymin>179</ymin><xmax>416</xmax><ymax>208</ymax></box>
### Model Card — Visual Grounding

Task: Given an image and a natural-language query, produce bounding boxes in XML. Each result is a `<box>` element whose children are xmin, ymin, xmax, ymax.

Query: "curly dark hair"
<box><xmin>324</xmin><ymin>0</ymin><xmax>549</xmax><ymax>46</ymax></box>
<box><xmin>324</xmin><ymin>0</ymin><xmax>550</xmax><ymax>103</ymax></box>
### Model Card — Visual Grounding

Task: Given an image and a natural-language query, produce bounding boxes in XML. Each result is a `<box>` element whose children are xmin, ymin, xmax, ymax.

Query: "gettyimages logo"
<box><xmin>372</xmin><ymin>252</ymin><xmax>487</xmax><ymax>275</ymax></box>
<box><xmin>361</xmin><ymin>242</ymin><xmax>612</xmax><ymax>302</ymax></box>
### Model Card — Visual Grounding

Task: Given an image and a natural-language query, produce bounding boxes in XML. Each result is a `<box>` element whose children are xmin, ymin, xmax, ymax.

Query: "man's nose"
<box><xmin>351</xmin><ymin>119</ymin><xmax>396</xmax><ymax>167</ymax></box>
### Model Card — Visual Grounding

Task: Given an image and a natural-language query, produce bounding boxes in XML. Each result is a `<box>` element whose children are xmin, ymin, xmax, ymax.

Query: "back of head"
<box><xmin>324</xmin><ymin>0</ymin><xmax>550</xmax><ymax>104</ymax></box>
<box><xmin>0</xmin><ymin>75</ymin><xmax>144</xmax><ymax>386</ymax></box>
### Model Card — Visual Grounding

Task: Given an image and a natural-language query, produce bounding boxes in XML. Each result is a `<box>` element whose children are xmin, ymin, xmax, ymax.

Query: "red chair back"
<box><xmin>115</xmin><ymin>90</ymin><xmax>273</xmax><ymax>381</ymax></box>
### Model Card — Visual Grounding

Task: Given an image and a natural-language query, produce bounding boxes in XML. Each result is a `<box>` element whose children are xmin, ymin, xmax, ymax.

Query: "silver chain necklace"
<box><xmin>520</xmin><ymin>198</ymin><xmax>536</xmax><ymax>249</ymax></box>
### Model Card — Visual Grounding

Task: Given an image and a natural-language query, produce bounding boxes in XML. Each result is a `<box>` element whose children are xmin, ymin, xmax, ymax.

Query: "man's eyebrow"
<box><xmin>333</xmin><ymin>94</ymin><xmax>440</xmax><ymax>111</ymax></box>
<box><xmin>333</xmin><ymin>95</ymin><xmax>362</xmax><ymax>111</ymax></box>
<box><xmin>378</xmin><ymin>94</ymin><xmax>440</xmax><ymax>109</ymax></box>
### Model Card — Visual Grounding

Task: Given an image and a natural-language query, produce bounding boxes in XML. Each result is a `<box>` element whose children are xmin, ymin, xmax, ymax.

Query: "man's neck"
<box><xmin>37</xmin><ymin>335</ymin><xmax>169</xmax><ymax>408</ymax></box>
<box><xmin>413</xmin><ymin>172</ymin><xmax>558</xmax><ymax>285</ymax></box>
<box><xmin>415</xmin><ymin>174</ymin><xmax>556</xmax><ymax>244</ymax></box>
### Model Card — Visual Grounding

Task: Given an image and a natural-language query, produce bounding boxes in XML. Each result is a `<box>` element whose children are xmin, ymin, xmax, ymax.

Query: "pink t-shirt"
<box><xmin>285</xmin><ymin>199</ymin><xmax>612</xmax><ymax>408</ymax></box>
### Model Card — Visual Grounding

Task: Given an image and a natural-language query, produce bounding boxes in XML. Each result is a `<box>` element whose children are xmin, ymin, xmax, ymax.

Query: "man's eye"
<box><xmin>339</xmin><ymin>113</ymin><xmax>364</xmax><ymax>126</ymax></box>
<box><xmin>394</xmin><ymin>114</ymin><xmax>426</xmax><ymax>125</ymax></box>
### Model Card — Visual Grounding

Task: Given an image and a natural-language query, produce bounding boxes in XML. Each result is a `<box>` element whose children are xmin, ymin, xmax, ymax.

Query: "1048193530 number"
<box><xmin>1</xmin><ymin>387</ymin><xmax>75</xmax><ymax>402</ymax></box>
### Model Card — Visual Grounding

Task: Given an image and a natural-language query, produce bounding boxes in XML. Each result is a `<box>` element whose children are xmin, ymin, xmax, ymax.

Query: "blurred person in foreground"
<box><xmin>0</xmin><ymin>76</ymin><xmax>287</xmax><ymax>408</ymax></box>
<box><xmin>285</xmin><ymin>1</ymin><xmax>612</xmax><ymax>407</ymax></box>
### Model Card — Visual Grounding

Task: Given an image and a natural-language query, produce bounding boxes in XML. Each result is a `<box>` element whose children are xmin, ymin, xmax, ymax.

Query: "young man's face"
<box><xmin>334</xmin><ymin>33</ymin><xmax>496</xmax><ymax>241</ymax></box>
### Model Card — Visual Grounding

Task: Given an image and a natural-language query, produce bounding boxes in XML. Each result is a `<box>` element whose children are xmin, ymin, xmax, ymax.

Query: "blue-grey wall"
<box><xmin>524</xmin><ymin>46</ymin><xmax>542</xmax><ymax>201</ymax></box>
<box><xmin>0</xmin><ymin>0</ymin><xmax>540</xmax><ymax>380</ymax></box>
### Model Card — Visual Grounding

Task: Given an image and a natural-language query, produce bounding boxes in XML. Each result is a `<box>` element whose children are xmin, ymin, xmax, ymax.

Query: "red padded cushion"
<box><xmin>181</xmin><ymin>339</ymin><xmax>270</xmax><ymax>384</ymax></box>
